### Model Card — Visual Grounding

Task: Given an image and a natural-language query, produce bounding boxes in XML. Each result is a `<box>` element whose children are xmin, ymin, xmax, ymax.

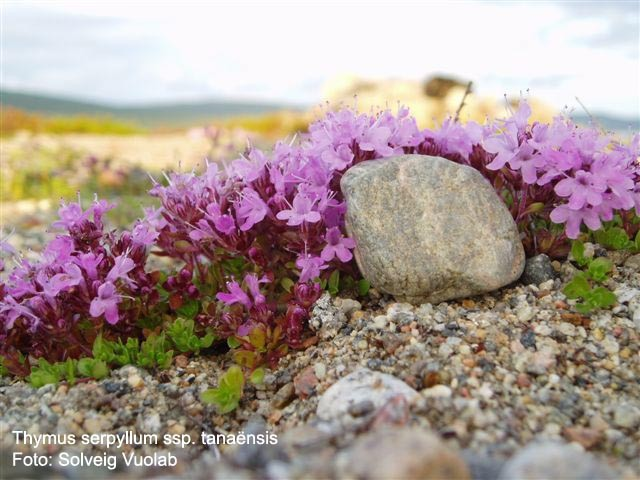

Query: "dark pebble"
<box><xmin>102</xmin><ymin>381</ymin><xmax>130</xmax><ymax>397</ymax></box>
<box><xmin>520</xmin><ymin>330</ymin><xmax>536</xmax><ymax>349</ymax></box>
<box><xmin>520</xmin><ymin>254</ymin><xmax>555</xmax><ymax>285</ymax></box>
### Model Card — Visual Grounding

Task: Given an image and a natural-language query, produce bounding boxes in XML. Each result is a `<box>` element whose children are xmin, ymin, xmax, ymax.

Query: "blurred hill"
<box><xmin>0</xmin><ymin>90</ymin><xmax>300</xmax><ymax>127</ymax></box>
<box><xmin>571</xmin><ymin>114</ymin><xmax>640</xmax><ymax>133</ymax></box>
<box><xmin>2</xmin><ymin>84</ymin><xmax>637</xmax><ymax>135</ymax></box>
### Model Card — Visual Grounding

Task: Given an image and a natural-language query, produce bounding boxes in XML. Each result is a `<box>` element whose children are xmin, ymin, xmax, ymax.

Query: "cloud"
<box><xmin>0</xmin><ymin>1</ymin><xmax>638</xmax><ymax>117</ymax></box>
<box><xmin>557</xmin><ymin>0</ymin><xmax>639</xmax><ymax>57</ymax></box>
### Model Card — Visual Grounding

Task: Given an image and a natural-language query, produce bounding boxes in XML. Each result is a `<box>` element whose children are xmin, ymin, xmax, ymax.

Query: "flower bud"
<box><xmin>294</xmin><ymin>282</ymin><xmax>322</xmax><ymax>309</ymax></box>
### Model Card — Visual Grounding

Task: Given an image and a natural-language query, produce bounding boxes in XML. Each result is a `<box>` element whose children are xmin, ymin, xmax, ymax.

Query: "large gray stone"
<box><xmin>341</xmin><ymin>154</ymin><xmax>525</xmax><ymax>304</ymax></box>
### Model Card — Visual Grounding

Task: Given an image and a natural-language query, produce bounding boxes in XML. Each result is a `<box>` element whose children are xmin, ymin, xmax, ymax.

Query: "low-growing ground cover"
<box><xmin>1</xmin><ymin>100</ymin><xmax>639</xmax><ymax>478</ymax></box>
<box><xmin>1</xmin><ymin>101</ymin><xmax>638</xmax><ymax>406</ymax></box>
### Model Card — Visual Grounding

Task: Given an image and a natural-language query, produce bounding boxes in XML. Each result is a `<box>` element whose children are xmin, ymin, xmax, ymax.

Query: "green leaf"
<box><xmin>587</xmin><ymin>257</ymin><xmax>613</xmax><ymax>282</ymax></box>
<box><xmin>249</xmin><ymin>367</ymin><xmax>265</xmax><ymax>385</ymax></box>
<box><xmin>234</xmin><ymin>350</ymin><xmax>257</xmax><ymax>368</ymax></box>
<box><xmin>575</xmin><ymin>302</ymin><xmax>594</xmax><ymax>314</ymax></box>
<box><xmin>280</xmin><ymin>277</ymin><xmax>295</xmax><ymax>293</ymax></box>
<box><xmin>173</xmin><ymin>240</ymin><xmax>193</xmax><ymax>253</ymax></box>
<box><xmin>587</xmin><ymin>287</ymin><xmax>617</xmax><ymax>309</ymax></box>
<box><xmin>570</xmin><ymin>241</ymin><xmax>588</xmax><ymax>267</ymax></box>
<box><xmin>328</xmin><ymin>270</ymin><xmax>340</xmax><ymax>296</ymax></box>
<box><xmin>137</xmin><ymin>333</ymin><xmax>173</xmax><ymax>369</ymax></box>
<box><xmin>28</xmin><ymin>359</ymin><xmax>61</xmax><ymax>388</ymax></box>
<box><xmin>0</xmin><ymin>357</ymin><xmax>9</xmax><ymax>377</ymax></box>
<box><xmin>563</xmin><ymin>272</ymin><xmax>591</xmax><ymax>299</ymax></box>
<box><xmin>201</xmin><ymin>365</ymin><xmax>244</xmax><ymax>414</ymax></box>
<box><xmin>76</xmin><ymin>358</ymin><xmax>109</xmax><ymax>379</ymax></box>
<box><xmin>200</xmin><ymin>331</ymin><xmax>215</xmax><ymax>349</ymax></box>
<box><xmin>248</xmin><ymin>327</ymin><xmax>266</xmax><ymax>351</ymax></box>
<box><xmin>227</xmin><ymin>336</ymin><xmax>241</xmax><ymax>349</ymax></box>
<box><xmin>62</xmin><ymin>358</ymin><xmax>76</xmax><ymax>386</ymax></box>
<box><xmin>357</xmin><ymin>279</ymin><xmax>371</xmax><ymax>297</ymax></box>
<box><xmin>221</xmin><ymin>257</ymin><xmax>248</xmax><ymax>277</ymax></box>
<box><xmin>525</xmin><ymin>202</ymin><xmax>545</xmax><ymax>215</ymax></box>
<box><xmin>340</xmin><ymin>275</ymin><xmax>355</xmax><ymax>291</ymax></box>
<box><xmin>608</xmin><ymin>227</ymin><xmax>631</xmax><ymax>250</ymax></box>
<box><xmin>167</xmin><ymin>317</ymin><xmax>212</xmax><ymax>353</ymax></box>
<box><xmin>594</xmin><ymin>227</ymin><xmax>631</xmax><ymax>251</ymax></box>
<box><xmin>176</xmin><ymin>300</ymin><xmax>200</xmax><ymax>320</ymax></box>
<box><xmin>92</xmin><ymin>334</ymin><xmax>115</xmax><ymax>363</ymax></box>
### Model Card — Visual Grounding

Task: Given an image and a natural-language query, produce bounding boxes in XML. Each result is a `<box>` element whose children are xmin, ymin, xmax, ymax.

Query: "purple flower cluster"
<box><xmin>480</xmin><ymin>102</ymin><xmax>640</xmax><ymax>239</ymax></box>
<box><xmin>1</xmin><ymin>101</ymin><xmax>637</xmax><ymax>374</ymax></box>
<box><xmin>0</xmin><ymin>197</ymin><xmax>158</xmax><ymax>372</ymax></box>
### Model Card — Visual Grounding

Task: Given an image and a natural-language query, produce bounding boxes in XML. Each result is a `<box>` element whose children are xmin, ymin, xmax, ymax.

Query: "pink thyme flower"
<box><xmin>216</xmin><ymin>279</ymin><xmax>252</xmax><ymax>309</ymax></box>
<box><xmin>484</xmin><ymin>122</ymin><xmax>520</xmax><ymax>171</ymax></box>
<box><xmin>550</xmin><ymin>204</ymin><xmax>601</xmax><ymax>239</ymax></box>
<box><xmin>131</xmin><ymin>222</ymin><xmax>159</xmax><ymax>246</ymax></box>
<box><xmin>321</xmin><ymin>227</ymin><xmax>356</xmax><ymax>263</ymax></box>
<box><xmin>276</xmin><ymin>192</ymin><xmax>321</xmax><ymax>226</ymax></box>
<box><xmin>554</xmin><ymin>170</ymin><xmax>607</xmax><ymax>209</ymax></box>
<box><xmin>37</xmin><ymin>263</ymin><xmax>84</xmax><ymax>298</ymax></box>
<box><xmin>89</xmin><ymin>282</ymin><xmax>121</xmax><ymax>325</ymax></box>
<box><xmin>360</xmin><ymin>125</ymin><xmax>394</xmax><ymax>156</ymax></box>
<box><xmin>245</xmin><ymin>273</ymin><xmax>269</xmax><ymax>306</ymax></box>
<box><xmin>74</xmin><ymin>252</ymin><xmax>104</xmax><ymax>280</ymax></box>
<box><xmin>509</xmin><ymin>142</ymin><xmax>544</xmax><ymax>184</ymax></box>
<box><xmin>235</xmin><ymin>188</ymin><xmax>269</xmax><ymax>231</ymax></box>
<box><xmin>296</xmin><ymin>254</ymin><xmax>327</xmax><ymax>283</ymax></box>
<box><xmin>107</xmin><ymin>255</ymin><xmax>135</xmax><ymax>285</ymax></box>
<box><xmin>321</xmin><ymin>144</ymin><xmax>354</xmax><ymax>171</ymax></box>
<box><xmin>52</xmin><ymin>201</ymin><xmax>90</xmax><ymax>230</ymax></box>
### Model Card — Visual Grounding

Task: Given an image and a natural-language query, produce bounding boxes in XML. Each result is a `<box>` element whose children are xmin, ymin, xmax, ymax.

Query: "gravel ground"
<box><xmin>1</xmin><ymin>247</ymin><xmax>639</xmax><ymax>479</ymax></box>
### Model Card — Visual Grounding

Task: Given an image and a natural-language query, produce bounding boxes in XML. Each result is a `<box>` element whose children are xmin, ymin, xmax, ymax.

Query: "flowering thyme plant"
<box><xmin>1</xmin><ymin>101</ymin><xmax>638</xmax><ymax>380</ymax></box>
<box><xmin>0</xmin><ymin>197</ymin><xmax>159</xmax><ymax>374</ymax></box>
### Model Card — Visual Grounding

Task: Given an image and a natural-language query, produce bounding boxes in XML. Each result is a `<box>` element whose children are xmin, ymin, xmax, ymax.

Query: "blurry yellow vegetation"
<box><xmin>0</xmin><ymin>107</ymin><xmax>143</xmax><ymax>136</ymax></box>
<box><xmin>214</xmin><ymin>110</ymin><xmax>312</xmax><ymax>140</ymax></box>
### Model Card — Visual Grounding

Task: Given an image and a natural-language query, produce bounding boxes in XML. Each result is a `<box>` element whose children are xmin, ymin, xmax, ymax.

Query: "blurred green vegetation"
<box><xmin>2</xmin><ymin>143</ymin><xmax>149</xmax><ymax>200</ymax></box>
<box><xmin>1</xmin><ymin>107</ymin><xmax>143</xmax><ymax>136</ymax></box>
<box><xmin>1</xmin><ymin>140</ymin><xmax>158</xmax><ymax>228</ymax></box>
<box><xmin>0</xmin><ymin>108</ymin><xmax>311</xmax><ymax>231</ymax></box>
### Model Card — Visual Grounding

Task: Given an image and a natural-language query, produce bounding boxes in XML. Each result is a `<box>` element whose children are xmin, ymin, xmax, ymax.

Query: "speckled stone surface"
<box><xmin>341</xmin><ymin>154</ymin><xmax>525</xmax><ymax>303</ymax></box>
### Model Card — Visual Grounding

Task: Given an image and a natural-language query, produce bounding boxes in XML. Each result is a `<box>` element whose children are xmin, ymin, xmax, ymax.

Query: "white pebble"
<box><xmin>422</xmin><ymin>385</ymin><xmax>452</xmax><ymax>398</ymax></box>
<box><xmin>438</xmin><ymin>344</ymin><xmax>453</xmax><ymax>358</ymax></box>
<box><xmin>373</xmin><ymin>315</ymin><xmax>388</xmax><ymax>329</ymax></box>
<box><xmin>516</xmin><ymin>305</ymin><xmax>535</xmax><ymax>322</ymax></box>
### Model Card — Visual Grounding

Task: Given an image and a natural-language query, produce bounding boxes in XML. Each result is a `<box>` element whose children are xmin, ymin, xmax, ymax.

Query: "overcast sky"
<box><xmin>1</xmin><ymin>1</ymin><xmax>639</xmax><ymax>117</ymax></box>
